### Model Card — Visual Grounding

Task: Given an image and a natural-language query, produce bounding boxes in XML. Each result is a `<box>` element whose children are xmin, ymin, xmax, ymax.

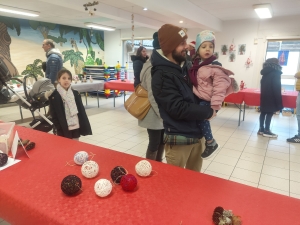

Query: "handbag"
<box><xmin>124</xmin><ymin>84</ymin><xmax>151</xmax><ymax>119</ymax></box>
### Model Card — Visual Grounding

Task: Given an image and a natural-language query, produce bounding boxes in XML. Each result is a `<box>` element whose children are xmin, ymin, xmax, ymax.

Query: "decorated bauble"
<box><xmin>94</xmin><ymin>179</ymin><xmax>113</xmax><ymax>197</ymax></box>
<box><xmin>81</xmin><ymin>161</ymin><xmax>99</xmax><ymax>178</ymax></box>
<box><xmin>111</xmin><ymin>166</ymin><xmax>127</xmax><ymax>184</ymax></box>
<box><xmin>135</xmin><ymin>160</ymin><xmax>152</xmax><ymax>177</ymax></box>
<box><xmin>0</xmin><ymin>153</ymin><xmax>8</xmax><ymax>167</ymax></box>
<box><xmin>74</xmin><ymin>151</ymin><xmax>89</xmax><ymax>165</ymax></box>
<box><xmin>61</xmin><ymin>175</ymin><xmax>82</xmax><ymax>196</ymax></box>
<box><xmin>120</xmin><ymin>174</ymin><xmax>137</xmax><ymax>191</ymax></box>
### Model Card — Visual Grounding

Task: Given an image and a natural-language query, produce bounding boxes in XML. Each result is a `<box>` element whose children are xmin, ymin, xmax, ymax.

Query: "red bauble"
<box><xmin>120</xmin><ymin>174</ymin><xmax>137</xmax><ymax>191</ymax></box>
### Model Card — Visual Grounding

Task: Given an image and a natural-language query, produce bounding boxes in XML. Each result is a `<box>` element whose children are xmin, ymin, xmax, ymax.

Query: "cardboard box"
<box><xmin>282</xmin><ymin>110</ymin><xmax>293</xmax><ymax>117</ymax></box>
<box><xmin>0</xmin><ymin>122</ymin><xmax>15</xmax><ymax>154</ymax></box>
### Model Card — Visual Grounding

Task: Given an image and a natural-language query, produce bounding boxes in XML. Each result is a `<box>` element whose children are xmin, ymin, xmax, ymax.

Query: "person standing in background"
<box><xmin>187</xmin><ymin>41</ymin><xmax>196</xmax><ymax>61</ymax></box>
<box><xmin>42</xmin><ymin>39</ymin><xmax>63</xmax><ymax>84</ymax></box>
<box><xmin>138</xmin><ymin>32</ymin><xmax>164</xmax><ymax>161</ymax></box>
<box><xmin>131</xmin><ymin>46</ymin><xmax>149</xmax><ymax>88</ymax></box>
<box><xmin>287</xmin><ymin>71</ymin><xmax>300</xmax><ymax>143</ymax></box>
<box><xmin>257</xmin><ymin>58</ymin><xmax>283</xmax><ymax>138</ymax></box>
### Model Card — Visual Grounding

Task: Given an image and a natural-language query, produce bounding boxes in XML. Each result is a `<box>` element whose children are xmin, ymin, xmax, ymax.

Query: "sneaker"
<box><xmin>263</xmin><ymin>130</ymin><xmax>278</xmax><ymax>138</ymax></box>
<box><xmin>287</xmin><ymin>135</ymin><xmax>300</xmax><ymax>143</ymax></box>
<box><xmin>201</xmin><ymin>139</ymin><xmax>219</xmax><ymax>159</ymax></box>
<box><xmin>257</xmin><ymin>128</ymin><xmax>264</xmax><ymax>135</ymax></box>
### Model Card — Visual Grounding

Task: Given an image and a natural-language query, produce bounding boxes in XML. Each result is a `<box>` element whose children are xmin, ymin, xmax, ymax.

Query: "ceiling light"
<box><xmin>179</xmin><ymin>21</ymin><xmax>183</xmax><ymax>23</ymax></box>
<box><xmin>0</xmin><ymin>4</ymin><xmax>39</xmax><ymax>17</ymax></box>
<box><xmin>253</xmin><ymin>4</ymin><xmax>272</xmax><ymax>19</ymax></box>
<box><xmin>143</xmin><ymin>8</ymin><xmax>147</xmax><ymax>11</ymax></box>
<box><xmin>84</xmin><ymin>23</ymin><xmax>115</xmax><ymax>31</ymax></box>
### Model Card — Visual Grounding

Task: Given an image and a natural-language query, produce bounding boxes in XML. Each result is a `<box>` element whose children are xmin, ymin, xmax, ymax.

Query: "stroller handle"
<box><xmin>23</xmin><ymin>74</ymin><xmax>38</xmax><ymax>100</ymax></box>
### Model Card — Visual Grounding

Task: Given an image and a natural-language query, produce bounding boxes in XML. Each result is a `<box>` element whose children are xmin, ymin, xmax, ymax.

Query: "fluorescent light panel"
<box><xmin>84</xmin><ymin>23</ymin><xmax>115</xmax><ymax>31</ymax></box>
<box><xmin>253</xmin><ymin>4</ymin><xmax>272</xmax><ymax>19</ymax></box>
<box><xmin>0</xmin><ymin>4</ymin><xmax>39</xmax><ymax>17</ymax></box>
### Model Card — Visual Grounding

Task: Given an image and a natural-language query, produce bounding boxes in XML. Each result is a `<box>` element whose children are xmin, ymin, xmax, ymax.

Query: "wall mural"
<box><xmin>0</xmin><ymin>15</ymin><xmax>104</xmax><ymax>79</ymax></box>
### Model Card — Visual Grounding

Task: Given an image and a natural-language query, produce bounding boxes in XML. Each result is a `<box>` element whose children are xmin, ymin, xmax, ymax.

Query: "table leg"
<box><xmin>85</xmin><ymin>92</ymin><xmax>87</xmax><ymax>106</ymax></box>
<box><xmin>97</xmin><ymin>91</ymin><xmax>99</xmax><ymax>108</ymax></box>
<box><xmin>238</xmin><ymin>104</ymin><xmax>241</xmax><ymax>126</ymax></box>
<box><xmin>243</xmin><ymin>103</ymin><xmax>246</xmax><ymax>121</ymax></box>
<box><xmin>113</xmin><ymin>90</ymin><xmax>116</xmax><ymax>107</ymax></box>
<box><xmin>124</xmin><ymin>91</ymin><xmax>126</xmax><ymax>103</ymax></box>
<box><xmin>19</xmin><ymin>106</ymin><xmax>23</xmax><ymax>121</ymax></box>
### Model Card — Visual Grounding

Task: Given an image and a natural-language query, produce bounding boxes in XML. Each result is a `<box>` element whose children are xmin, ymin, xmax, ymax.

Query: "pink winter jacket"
<box><xmin>193</xmin><ymin>65</ymin><xmax>235</xmax><ymax>110</ymax></box>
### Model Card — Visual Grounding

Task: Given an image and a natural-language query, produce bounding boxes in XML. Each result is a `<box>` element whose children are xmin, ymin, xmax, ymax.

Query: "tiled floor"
<box><xmin>1</xmin><ymin>94</ymin><xmax>300</xmax><ymax>224</ymax></box>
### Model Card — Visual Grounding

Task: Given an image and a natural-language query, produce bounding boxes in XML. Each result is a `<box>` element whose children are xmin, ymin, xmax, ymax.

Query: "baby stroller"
<box><xmin>0</xmin><ymin>60</ymin><xmax>54</xmax><ymax>132</ymax></box>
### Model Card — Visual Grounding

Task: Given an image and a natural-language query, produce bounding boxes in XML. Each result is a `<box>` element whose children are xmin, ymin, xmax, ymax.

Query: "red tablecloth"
<box><xmin>1</xmin><ymin>126</ymin><xmax>300</xmax><ymax>224</ymax></box>
<box><xmin>104</xmin><ymin>80</ymin><xmax>135</xmax><ymax>92</ymax></box>
<box><xmin>225</xmin><ymin>88</ymin><xmax>298</xmax><ymax>108</ymax></box>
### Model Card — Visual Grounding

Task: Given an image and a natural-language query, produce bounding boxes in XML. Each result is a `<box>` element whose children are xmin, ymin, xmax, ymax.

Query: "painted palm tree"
<box><xmin>62</xmin><ymin>49</ymin><xmax>84</xmax><ymax>75</ymax></box>
<box><xmin>21</xmin><ymin>59</ymin><xmax>44</xmax><ymax>78</ymax></box>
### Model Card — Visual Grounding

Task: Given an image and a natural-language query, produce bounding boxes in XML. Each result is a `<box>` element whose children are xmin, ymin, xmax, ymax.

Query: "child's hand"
<box><xmin>207</xmin><ymin>110</ymin><xmax>216</xmax><ymax>121</ymax></box>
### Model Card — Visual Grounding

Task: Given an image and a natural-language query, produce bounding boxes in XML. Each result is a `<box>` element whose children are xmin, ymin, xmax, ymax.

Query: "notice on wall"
<box><xmin>278</xmin><ymin>50</ymin><xmax>289</xmax><ymax>66</ymax></box>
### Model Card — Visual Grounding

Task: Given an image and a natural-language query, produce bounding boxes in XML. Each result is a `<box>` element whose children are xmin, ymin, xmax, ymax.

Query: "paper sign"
<box><xmin>11</xmin><ymin>131</ymin><xmax>30</xmax><ymax>159</ymax></box>
<box><xmin>0</xmin><ymin>157</ymin><xmax>21</xmax><ymax>171</ymax></box>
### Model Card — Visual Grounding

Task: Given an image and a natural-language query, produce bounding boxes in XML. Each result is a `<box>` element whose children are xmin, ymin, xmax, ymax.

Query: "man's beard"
<box><xmin>172</xmin><ymin>49</ymin><xmax>186</xmax><ymax>64</ymax></box>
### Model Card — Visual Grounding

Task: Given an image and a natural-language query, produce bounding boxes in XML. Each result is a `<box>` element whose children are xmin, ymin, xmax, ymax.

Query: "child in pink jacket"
<box><xmin>189</xmin><ymin>30</ymin><xmax>238</xmax><ymax>159</ymax></box>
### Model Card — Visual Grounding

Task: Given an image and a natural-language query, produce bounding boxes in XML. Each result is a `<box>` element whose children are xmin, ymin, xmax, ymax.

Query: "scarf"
<box><xmin>56</xmin><ymin>84</ymin><xmax>78</xmax><ymax>126</ymax></box>
<box><xmin>188</xmin><ymin>55</ymin><xmax>217</xmax><ymax>87</ymax></box>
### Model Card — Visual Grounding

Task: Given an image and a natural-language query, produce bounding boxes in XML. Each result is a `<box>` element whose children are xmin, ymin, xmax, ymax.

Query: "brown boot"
<box><xmin>156</xmin><ymin>145</ymin><xmax>165</xmax><ymax>162</ymax></box>
<box><xmin>146</xmin><ymin>150</ymin><xmax>157</xmax><ymax>160</ymax></box>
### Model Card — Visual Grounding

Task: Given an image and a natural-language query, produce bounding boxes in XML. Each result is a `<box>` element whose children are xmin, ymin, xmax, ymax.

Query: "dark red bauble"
<box><xmin>120</xmin><ymin>174</ymin><xmax>137</xmax><ymax>191</ymax></box>
<box><xmin>111</xmin><ymin>166</ymin><xmax>127</xmax><ymax>184</ymax></box>
<box><xmin>61</xmin><ymin>175</ymin><xmax>82</xmax><ymax>196</ymax></box>
<box><xmin>0</xmin><ymin>153</ymin><xmax>8</xmax><ymax>167</ymax></box>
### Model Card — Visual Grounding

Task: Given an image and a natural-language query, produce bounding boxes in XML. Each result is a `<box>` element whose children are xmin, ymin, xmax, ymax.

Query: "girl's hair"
<box><xmin>57</xmin><ymin>68</ymin><xmax>72</xmax><ymax>80</ymax></box>
<box><xmin>136</xmin><ymin>46</ymin><xmax>146</xmax><ymax>57</ymax></box>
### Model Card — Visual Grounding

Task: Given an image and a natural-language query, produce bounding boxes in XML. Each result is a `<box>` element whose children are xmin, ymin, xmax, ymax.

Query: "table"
<box><xmin>104</xmin><ymin>80</ymin><xmax>134</xmax><ymax>107</ymax></box>
<box><xmin>224</xmin><ymin>88</ymin><xmax>298</xmax><ymax>126</ymax></box>
<box><xmin>72</xmin><ymin>80</ymin><xmax>104</xmax><ymax>108</ymax></box>
<box><xmin>1</xmin><ymin>126</ymin><xmax>300</xmax><ymax>224</ymax></box>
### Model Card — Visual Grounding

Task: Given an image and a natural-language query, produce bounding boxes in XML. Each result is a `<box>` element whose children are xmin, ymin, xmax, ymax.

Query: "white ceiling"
<box><xmin>0</xmin><ymin>0</ymin><xmax>300</xmax><ymax>31</ymax></box>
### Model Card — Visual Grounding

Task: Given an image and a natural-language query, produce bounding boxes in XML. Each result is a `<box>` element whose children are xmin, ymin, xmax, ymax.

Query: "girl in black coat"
<box><xmin>131</xmin><ymin>46</ymin><xmax>149</xmax><ymax>87</ymax></box>
<box><xmin>49</xmin><ymin>69</ymin><xmax>92</xmax><ymax>139</ymax></box>
<box><xmin>258</xmin><ymin>58</ymin><xmax>283</xmax><ymax>138</ymax></box>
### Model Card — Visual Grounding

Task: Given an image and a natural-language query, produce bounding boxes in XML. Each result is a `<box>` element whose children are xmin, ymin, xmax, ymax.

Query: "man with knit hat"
<box><xmin>151</xmin><ymin>24</ymin><xmax>215</xmax><ymax>172</ymax></box>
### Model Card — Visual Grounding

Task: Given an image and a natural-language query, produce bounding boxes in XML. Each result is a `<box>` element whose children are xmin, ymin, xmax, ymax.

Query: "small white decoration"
<box><xmin>94</xmin><ymin>179</ymin><xmax>112</xmax><ymax>197</ymax></box>
<box><xmin>135</xmin><ymin>160</ymin><xmax>152</xmax><ymax>177</ymax></box>
<box><xmin>74</xmin><ymin>151</ymin><xmax>89</xmax><ymax>165</ymax></box>
<box><xmin>81</xmin><ymin>160</ymin><xmax>99</xmax><ymax>178</ymax></box>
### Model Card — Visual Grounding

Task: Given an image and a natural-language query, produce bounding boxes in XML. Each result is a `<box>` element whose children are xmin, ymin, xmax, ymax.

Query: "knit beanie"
<box><xmin>158</xmin><ymin>24</ymin><xmax>188</xmax><ymax>55</ymax></box>
<box><xmin>152</xmin><ymin>32</ymin><xmax>160</xmax><ymax>49</ymax></box>
<box><xmin>195</xmin><ymin>30</ymin><xmax>216</xmax><ymax>52</ymax></box>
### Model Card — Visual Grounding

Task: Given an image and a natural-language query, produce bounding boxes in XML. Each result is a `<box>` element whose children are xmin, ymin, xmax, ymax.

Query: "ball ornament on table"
<box><xmin>120</xmin><ymin>174</ymin><xmax>137</xmax><ymax>191</ymax></box>
<box><xmin>94</xmin><ymin>179</ymin><xmax>113</xmax><ymax>197</ymax></box>
<box><xmin>74</xmin><ymin>151</ymin><xmax>89</xmax><ymax>165</ymax></box>
<box><xmin>135</xmin><ymin>160</ymin><xmax>152</xmax><ymax>177</ymax></box>
<box><xmin>111</xmin><ymin>166</ymin><xmax>127</xmax><ymax>184</ymax></box>
<box><xmin>61</xmin><ymin>175</ymin><xmax>82</xmax><ymax>196</ymax></box>
<box><xmin>0</xmin><ymin>152</ymin><xmax>8</xmax><ymax>167</ymax></box>
<box><xmin>81</xmin><ymin>161</ymin><xmax>99</xmax><ymax>178</ymax></box>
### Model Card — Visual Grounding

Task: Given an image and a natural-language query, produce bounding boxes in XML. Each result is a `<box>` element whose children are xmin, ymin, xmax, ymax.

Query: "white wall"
<box><xmin>187</xmin><ymin>16</ymin><xmax>300</xmax><ymax>88</ymax></box>
<box><xmin>104</xmin><ymin>16</ymin><xmax>300</xmax><ymax>88</ymax></box>
<box><xmin>104</xmin><ymin>27</ymin><xmax>156</xmax><ymax>66</ymax></box>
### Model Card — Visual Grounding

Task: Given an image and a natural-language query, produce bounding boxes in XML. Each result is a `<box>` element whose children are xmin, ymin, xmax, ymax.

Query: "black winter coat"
<box><xmin>131</xmin><ymin>55</ymin><xmax>148</xmax><ymax>88</ymax></box>
<box><xmin>151</xmin><ymin>49</ymin><xmax>213</xmax><ymax>138</ymax></box>
<box><xmin>49</xmin><ymin>89</ymin><xmax>92</xmax><ymax>139</ymax></box>
<box><xmin>260</xmin><ymin>67</ymin><xmax>283</xmax><ymax>112</ymax></box>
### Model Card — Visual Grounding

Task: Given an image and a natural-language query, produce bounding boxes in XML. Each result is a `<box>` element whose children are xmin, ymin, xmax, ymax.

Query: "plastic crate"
<box><xmin>0</xmin><ymin>122</ymin><xmax>15</xmax><ymax>154</ymax></box>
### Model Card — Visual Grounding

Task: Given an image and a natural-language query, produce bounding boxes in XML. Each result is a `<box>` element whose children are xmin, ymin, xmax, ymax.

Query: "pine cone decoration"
<box><xmin>214</xmin><ymin>206</ymin><xmax>224</xmax><ymax>214</ymax></box>
<box><xmin>25</xmin><ymin>142</ymin><xmax>35</xmax><ymax>150</ymax></box>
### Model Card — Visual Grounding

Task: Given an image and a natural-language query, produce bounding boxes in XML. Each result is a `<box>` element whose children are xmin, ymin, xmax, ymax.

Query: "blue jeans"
<box><xmin>199</xmin><ymin>101</ymin><xmax>213</xmax><ymax>141</ymax></box>
<box><xmin>296</xmin><ymin>92</ymin><xmax>300</xmax><ymax>137</ymax></box>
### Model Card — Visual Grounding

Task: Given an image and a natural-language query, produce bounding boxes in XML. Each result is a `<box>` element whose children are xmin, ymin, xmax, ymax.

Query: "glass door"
<box><xmin>266</xmin><ymin>40</ymin><xmax>300</xmax><ymax>90</ymax></box>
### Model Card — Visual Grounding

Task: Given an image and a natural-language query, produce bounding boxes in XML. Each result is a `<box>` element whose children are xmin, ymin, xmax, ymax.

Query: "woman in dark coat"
<box><xmin>131</xmin><ymin>46</ymin><xmax>148</xmax><ymax>88</ymax></box>
<box><xmin>258</xmin><ymin>58</ymin><xmax>283</xmax><ymax>138</ymax></box>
